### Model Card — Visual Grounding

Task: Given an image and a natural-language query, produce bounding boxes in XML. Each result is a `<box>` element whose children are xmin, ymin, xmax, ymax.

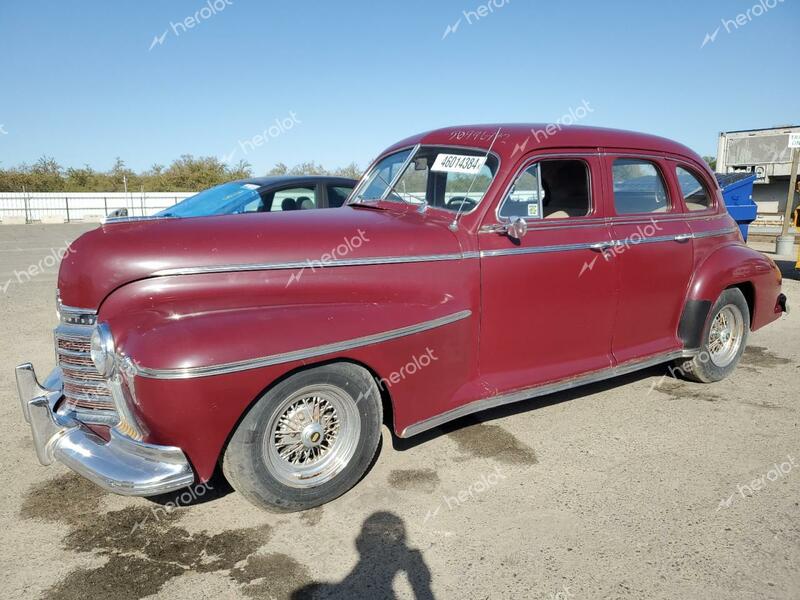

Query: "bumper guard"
<box><xmin>16</xmin><ymin>363</ymin><xmax>195</xmax><ymax>496</ymax></box>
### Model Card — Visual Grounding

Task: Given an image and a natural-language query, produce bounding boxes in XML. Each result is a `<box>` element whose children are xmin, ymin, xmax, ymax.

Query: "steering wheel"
<box><xmin>446</xmin><ymin>196</ymin><xmax>477</xmax><ymax>212</ymax></box>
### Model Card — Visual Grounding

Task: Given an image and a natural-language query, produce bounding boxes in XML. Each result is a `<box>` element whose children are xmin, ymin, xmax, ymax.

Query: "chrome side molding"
<box><xmin>400</xmin><ymin>348</ymin><xmax>697</xmax><ymax>438</ymax></box>
<box><xmin>151</xmin><ymin>252</ymin><xmax>478</xmax><ymax>277</ymax></box>
<box><xmin>134</xmin><ymin>309</ymin><xmax>473</xmax><ymax>380</ymax></box>
<box><xmin>133</xmin><ymin>228</ymin><xmax>739</xmax><ymax>279</ymax></box>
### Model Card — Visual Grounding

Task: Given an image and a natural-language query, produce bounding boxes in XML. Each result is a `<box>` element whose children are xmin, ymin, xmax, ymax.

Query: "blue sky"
<box><xmin>0</xmin><ymin>0</ymin><xmax>797</xmax><ymax>174</ymax></box>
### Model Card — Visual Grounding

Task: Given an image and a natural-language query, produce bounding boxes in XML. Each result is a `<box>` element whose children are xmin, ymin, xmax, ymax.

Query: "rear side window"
<box><xmin>271</xmin><ymin>186</ymin><xmax>317</xmax><ymax>211</ymax></box>
<box><xmin>499</xmin><ymin>159</ymin><xmax>591</xmax><ymax>219</ymax></box>
<box><xmin>612</xmin><ymin>159</ymin><xmax>669</xmax><ymax>214</ymax></box>
<box><xmin>676</xmin><ymin>167</ymin><xmax>711</xmax><ymax>211</ymax></box>
<box><xmin>326</xmin><ymin>185</ymin><xmax>353</xmax><ymax>208</ymax></box>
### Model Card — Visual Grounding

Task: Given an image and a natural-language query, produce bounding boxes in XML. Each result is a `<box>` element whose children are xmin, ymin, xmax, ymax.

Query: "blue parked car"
<box><xmin>155</xmin><ymin>175</ymin><xmax>358</xmax><ymax>218</ymax></box>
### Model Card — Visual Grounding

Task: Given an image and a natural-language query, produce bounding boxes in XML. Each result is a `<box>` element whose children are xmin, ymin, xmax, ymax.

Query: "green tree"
<box><xmin>702</xmin><ymin>156</ymin><xmax>717</xmax><ymax>171</ymax></box>
<box><xmin>266</xmin><ymin>162</ymin><xmax>288</xmax><ymax>176</ymax></box>
<box><xmin>333</xmin><ymin>162</ymin><xmax>362</xmax><ymax>179</ymax></box>
<box><xmin>0</xmin><ymin>156</ymin><xmax>360</xmax><ymax>193</ymax></box>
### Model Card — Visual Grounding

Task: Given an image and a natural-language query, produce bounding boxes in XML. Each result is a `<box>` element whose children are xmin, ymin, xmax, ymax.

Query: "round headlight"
<box><xmin>90</xmin><ymin>323</ymin><xmax>116</xmax><ymax>376</ymax></box>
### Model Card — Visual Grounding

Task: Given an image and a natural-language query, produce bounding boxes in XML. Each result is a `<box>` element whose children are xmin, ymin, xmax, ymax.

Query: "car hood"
<box><xmin>58</xmin><ymin>206</ymin><xmax>462</xmax><ymax>308</ymax></box>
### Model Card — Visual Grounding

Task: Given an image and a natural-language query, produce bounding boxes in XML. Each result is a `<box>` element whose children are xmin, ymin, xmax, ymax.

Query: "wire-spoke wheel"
<box><xmin>223</xmin><ymin>362</ymin><xmax>382</xmax><ymax>512</ymax></box>
<box><xmin>707</xmin><ymin>305</ymin><xmax>744</xmax><ymax>368</ymax></box>
<box><xmin>264</xmin><ymin>384</ymin><xmax>361</xmax><ymax>488</ymax></box>
<box><xmin>673</xmin><ymin>288</ymin><xmax>750</xmax><ymax>383</ymax></box>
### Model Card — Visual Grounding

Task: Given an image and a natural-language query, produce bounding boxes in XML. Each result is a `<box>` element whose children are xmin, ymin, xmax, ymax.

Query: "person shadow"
<box><xmin>291</xmin><ymin>511</ymin><xmax>435</xmax><ymax>600</ymax></box>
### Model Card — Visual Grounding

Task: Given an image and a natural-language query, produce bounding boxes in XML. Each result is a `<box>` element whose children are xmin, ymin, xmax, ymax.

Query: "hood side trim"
<box><xmin>151</xmin><ymin>252</ymin><xmax>478</xmax><ymax>277</ymax></box>
<box><xmin>134</xmin><ymin>309</ymin><xmax>472</xmax><ymax>380</ymax></box>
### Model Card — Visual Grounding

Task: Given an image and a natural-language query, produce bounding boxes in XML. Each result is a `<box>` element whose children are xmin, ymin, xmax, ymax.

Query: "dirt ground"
<box><xmin>1</xmin><ymin>224</ymin><xmax>798</xmax><ymax>600</ymax></box>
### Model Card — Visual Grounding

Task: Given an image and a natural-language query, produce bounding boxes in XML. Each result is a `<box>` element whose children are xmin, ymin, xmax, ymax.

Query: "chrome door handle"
<box><xmin>674</xmin><ymin>233</ymin><xmax>692</xmax><ymax>242</ymax></box>
<box><xmin>589</xmin><ymin>241</ymin><xmax>614</xmax><ymax>252</ymax></box>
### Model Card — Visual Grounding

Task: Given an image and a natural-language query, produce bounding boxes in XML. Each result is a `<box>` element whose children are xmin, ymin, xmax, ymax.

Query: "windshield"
<box><xmin>156</xmin><ymin>182</ymin><xmax>263</xmax><ymax>217</ymax></box>
<box><xmin>350</xmin><ymin>146</ymin><xmax>498</xmax><ymax>213</ymax></box>
<box><xmin>350</xmin><ymin>148</ymin><xmax>413</xmax><ymax>203</ymax></box>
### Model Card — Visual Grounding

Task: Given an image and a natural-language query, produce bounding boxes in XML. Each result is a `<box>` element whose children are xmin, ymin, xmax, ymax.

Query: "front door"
<box><xmin>602</xmin><ymin>154</ymin><xmax>694</xmax><ymax>363</ymax></box>
<box><xmin>478</xmin><ymin>154</ymin><xmax>618</xmax><ymax>394</ymax></box>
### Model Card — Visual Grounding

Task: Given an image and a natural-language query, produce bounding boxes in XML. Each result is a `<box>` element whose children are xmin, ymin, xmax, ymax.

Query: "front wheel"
<box><xmin>223</xmin><ymin>362</ymin><xmax>382</xmax><ymax>512</ymax></box>
<box><xmin>674</xmin><ymin>288</ymin><xmax>750</xmax><ymax>383</ymax></box>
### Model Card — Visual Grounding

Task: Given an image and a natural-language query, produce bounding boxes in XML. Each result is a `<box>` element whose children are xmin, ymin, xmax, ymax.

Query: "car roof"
<box><xmin>384</xmin><ymin>124</ymin><xmax>706</xmax><ymax>167</ymax></box>
<box><xmin>234</xmin><ymin>175</ymin><xmax>358</xmax><ymax>188</ymax></box>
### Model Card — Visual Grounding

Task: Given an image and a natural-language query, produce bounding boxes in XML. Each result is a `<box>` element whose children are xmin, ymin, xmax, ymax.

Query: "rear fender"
<box><xmin>682</xmin><ymin>242</ymin><xmax>782</xmax><ymax>337</ymax></box>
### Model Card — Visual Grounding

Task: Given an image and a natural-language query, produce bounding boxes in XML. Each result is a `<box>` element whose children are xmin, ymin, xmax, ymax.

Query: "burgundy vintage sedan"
<box><xmin>17</xmin><ymin>125</ymin><xmax>787</xmax><ymax>511</ymax></box>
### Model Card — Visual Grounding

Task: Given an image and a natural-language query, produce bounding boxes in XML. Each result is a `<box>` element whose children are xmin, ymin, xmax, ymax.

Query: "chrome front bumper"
<box><xmin>16</xmin><ymin>363</ymin><xmax>195</xmax><ymax>496</ymax></box>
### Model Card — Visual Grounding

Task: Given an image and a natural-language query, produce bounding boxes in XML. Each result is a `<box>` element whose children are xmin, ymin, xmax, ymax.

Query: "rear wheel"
<box><xmin>223</xmin><ymin>362</ymin><xmax>382</xmax><ymax>512</ymax></box>
<box><xmin>674</xmin><ymin>288</ymin><xmax>750</xmax><ymax>383</ymax></box>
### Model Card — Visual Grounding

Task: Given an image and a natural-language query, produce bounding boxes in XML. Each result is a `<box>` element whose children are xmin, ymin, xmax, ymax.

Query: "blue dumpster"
<box><xmin>715</xmin><ymin>173</ymin><xmax>758</xmax><ymax>241</ymax></box>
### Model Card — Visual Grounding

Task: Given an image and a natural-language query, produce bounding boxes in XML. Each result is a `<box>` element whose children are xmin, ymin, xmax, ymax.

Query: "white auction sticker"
<box><xmin>431</xmin><ymin>153</ymin><xmax>487</xmax><ymax>175</ymax></box>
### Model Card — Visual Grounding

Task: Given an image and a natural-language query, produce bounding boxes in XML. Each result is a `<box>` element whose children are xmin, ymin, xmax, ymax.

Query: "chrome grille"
<box><xmin>55</xmin><ymin>321</ymin><xmax>118</xmax><ymax>423</ymax></box>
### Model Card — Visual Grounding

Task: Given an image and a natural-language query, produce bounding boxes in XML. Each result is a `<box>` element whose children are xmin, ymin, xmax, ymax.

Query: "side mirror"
<box><xmin>507</xmin><ymin>217</ymin><xmax>528</xmax><ymax>240</ymax></box>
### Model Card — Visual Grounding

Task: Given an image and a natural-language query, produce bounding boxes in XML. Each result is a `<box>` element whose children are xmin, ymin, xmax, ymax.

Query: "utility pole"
<box><xmin>776</xmin><ymin>133</ymin><xmax>800</xmax><ymax>256</ymax></box>
<box><xmin>122</xmin><ymin>174</ymin><xmax>129</xmax><ymax>216</ymax></box>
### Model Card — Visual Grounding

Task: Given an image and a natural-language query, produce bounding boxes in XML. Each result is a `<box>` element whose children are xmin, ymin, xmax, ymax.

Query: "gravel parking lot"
<box><xmin>1</xmin><ymin>224</ymin><xmax>798</xmax><ymax>600</ymax></box>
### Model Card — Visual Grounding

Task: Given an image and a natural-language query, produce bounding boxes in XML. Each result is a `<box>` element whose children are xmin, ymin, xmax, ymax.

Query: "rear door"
<box><xmin>602</xmin><ymin>153</ymin><xmax>694</xmax><ymax>363</ymax></box>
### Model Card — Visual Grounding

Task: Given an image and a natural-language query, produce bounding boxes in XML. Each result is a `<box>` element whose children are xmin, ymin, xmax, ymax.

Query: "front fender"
<box><xmin>96</xmin><ymin>260</ymin><xmax>479</xmax><ymax>481</ymax></box>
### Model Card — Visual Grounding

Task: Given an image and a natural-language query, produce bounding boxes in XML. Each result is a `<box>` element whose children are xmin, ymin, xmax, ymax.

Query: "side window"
<box><xmin>499</xmin><ymin>159</ymin><xmax>591</xmax><ymax>219</ymax></box>
<box><xmin>612</xmin><ymin>159</ymin><xmax>669</xmax><ymax>214</ymax></box>
<box><xmin>676</xmin><ymin>166</ymin><xmax>711</xmax><ymax>211</ymax></box>
<box><xmin>271</xmin><ymin>186</ymin><xmax>317</xmax><ymax>211</ymax></box>
<box><xmin>326</xmin><ymin>185</ymin><xmax>354</xmax><ymax>208</ymax></box>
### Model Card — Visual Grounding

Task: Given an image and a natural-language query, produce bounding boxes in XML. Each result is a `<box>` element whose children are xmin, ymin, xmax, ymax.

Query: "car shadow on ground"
<box><xmin>291</xmin><ymin>511</ymin><xmax>435</xmax><ymax>600</ymax></box>
<box><xmin>145</xmin><ymin>467</ymin><xmax>234</xmax><ymax>507</ymax></box>
<box><xmin>391</xmin><ymin>364</ymin><xmax>668</xmax><ymax>451</ymax></box>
